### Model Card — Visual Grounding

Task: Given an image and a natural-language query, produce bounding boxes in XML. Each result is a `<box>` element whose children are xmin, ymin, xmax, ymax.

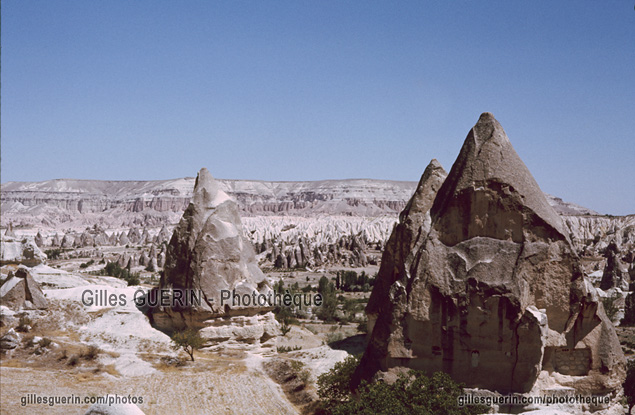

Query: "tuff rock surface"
<box><xmin>148</xmin><ymin>168</ymin><xmax>274</xmax><ymax>335</ymax></box>
<box><xmin>0</xmin><ymin>265</ymin><xmax>48</xmax><ymax>310</ymax></box>
<box><xmin>355</xmin><ymin>113</ymin><xmax>626</xmax><ymax>394</ymax></box>
<box><xmin>599</xmin><ymin>241</ymin><xmax>627</xmax><ymax>291</ymax></box>
<box><xmin>0</xmin><ymin>236</ymin><xmax>47</xmax><ymax>267</ymax></box>
<box><xmin>0</xmin><ymin>328</ymin><xmax>20</xmax><ymax>350</ymax></box>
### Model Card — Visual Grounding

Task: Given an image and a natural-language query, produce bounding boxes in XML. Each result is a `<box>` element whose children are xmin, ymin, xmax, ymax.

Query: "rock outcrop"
<box><xmin>599</xmin><ymin>241</ymin><xmax>627</xmax><ymax>291</ymax></box>
<box><xmin>0</xmin><ymin>236</ymin><xmax>47</xmax><ymax>267</ymax></box>
<box><xmin>355</xmin><ymin>113</ymin><xmax>626</xmax><ymax>394</ymax></box>
<box><xmin>83</xmin><ymin>403</ymin><xmax>146</xmax><ymax>415</ymax></box>
<box><xmin>0</xmin><ymin>328</ymin><xmax>20</xmax><ymax>351</ymax></box>
<box><xmin>149</xmin><ymin>168</ymin><xmax>274</xmax><ymax>335</ymax></box>
<box><xmin>0</xmin><ymin>266</ymin><xmax>48</xmax><ymax>310</ymax></box>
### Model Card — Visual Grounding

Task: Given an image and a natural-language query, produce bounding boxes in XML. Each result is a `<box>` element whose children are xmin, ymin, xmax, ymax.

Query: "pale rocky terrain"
<box><xmin>1</xmin><ymin>122</ymin><xmax>633</xmax><ymax>415</ymax></box>
<box><xmin>0</xmin><ymin>244</ymin><xmax>350</xmax><ymax>415</ymax></box>
<box><xmin>2</xmin><ymin>175</ymin><xmax>633</xmax><ymax>274</ymax></box>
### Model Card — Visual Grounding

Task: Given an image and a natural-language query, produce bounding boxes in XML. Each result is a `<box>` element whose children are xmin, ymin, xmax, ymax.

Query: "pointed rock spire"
<box><xmin>355</xmin><ymin>113</ymin><xmax>625</xmax><ymax>394</ymax></box>
<box><xmin>152</xmin><ymin>168</ymin><xmax>271</xmax><ymax>329</ymax></box>
<box><xmin>431</xmin><ymin>112</ymin><xmax>567</xmax><ymax>245</ymax></box>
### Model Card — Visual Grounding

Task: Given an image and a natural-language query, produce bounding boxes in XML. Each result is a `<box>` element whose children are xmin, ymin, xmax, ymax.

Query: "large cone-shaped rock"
<box><xmin>149</xmin><ymin>168</ymin><xmax>272</xmax><ymax>331</ymax></box>
<box><xmin>355</xmin><ymin>113</ymin><xmax>625</xmax><ymax>394</ymax></box>
<box><xmin>0</xmin><ymin>266</ymin><xmax>48</xmax><ymax>310</ymax></box>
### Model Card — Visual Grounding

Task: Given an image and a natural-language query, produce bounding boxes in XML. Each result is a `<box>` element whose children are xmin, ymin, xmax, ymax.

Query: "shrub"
<box><xmin>622</xmin><ymin>292</ymin><xmax>635</xmax><ymax>326</ymax></box>
<box><xmin>67</xmin><ymin>354</ymin><xmax>80</xmax><ymax>366</ymax></box>
<box><xmin>171</xmin><ymin>329</ymin><xmax>205</xmax><ymax>361</ymax></box>
<box><xmin>326</xmin><ymin>332</ymin><xmax>345</xmax><ymax>344</ymax></box>
<box><xmin>317</xmin><ymin>355</ymin><xmax>360</xmax><ymax>405</ymax></box>
<box><xmin>79</xmin><ymin>260</ymin><xmax>95</xmax><ymax>269</ymax></box>
<box><xmin>23</xmin><ymin>335</ymin><xmax>36</xmax><ymax>348</ymax></box>
<box><xmin>99</xmin><ymin>261</ymin><xmax>140</xmax><ymax>286</ymax></box>
<box><xmin>316</xmin><ymin>355</ymin><xmax>486</xmax><ymax>415</ymax></box>
<box><xmin>44</xmin><ymin>248</ymin><xmax>63</xmax><ymax>260</ymax></box>
<box><xmin>16</xmin><ymin>316</ymin><xmax>33</xmax><ymax>332</ymax></box>
<box><xmin>601</xmin><ymin>293</ymin><xmax>620</xmax><ymax>321</ymax></box>
<box><xmin>83</xmin><ymin>345</ymin><xmax>100</xmax><ymax>360</ymax></box>
<box><xmin>277</xmin><ymin>345</ymin><xmax>302</xmax><ymax>353</ymax></box>
<box><xmin>316</xmin><ymin>279</ymin><xmax>338</xmax><ymax>322</ymax></box>
<box><xmin>356</xmin><ymin>318</ymin><xmax>368</xmax><ymax>334</ymax></box>
<box><xmin>37</xmin><ymin>337</ymin><xmax>52</xmax><ymax>349</ymax></box>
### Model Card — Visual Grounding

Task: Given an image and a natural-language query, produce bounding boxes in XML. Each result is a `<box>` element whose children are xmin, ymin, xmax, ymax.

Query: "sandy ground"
<box><xmin>1</xmin><ymin>355</ymin><xmax>298</xmax><ymax>415</ymax></box>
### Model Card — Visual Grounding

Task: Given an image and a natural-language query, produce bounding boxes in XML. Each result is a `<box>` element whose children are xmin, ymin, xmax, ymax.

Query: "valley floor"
<box><xmin>1</xmin><ymin>354</ymin><xmax>298</xmax><ymax>415</ymax></box>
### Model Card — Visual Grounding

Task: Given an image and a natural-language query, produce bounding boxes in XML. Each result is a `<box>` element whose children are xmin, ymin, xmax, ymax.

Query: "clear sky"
<box><xmin>1</xmin><ymin>1</ymin><xmax>634</xmax><ymax>215</ymax></box>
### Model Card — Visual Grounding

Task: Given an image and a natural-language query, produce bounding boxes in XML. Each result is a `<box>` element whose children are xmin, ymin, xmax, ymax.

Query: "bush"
<box><xmin>326</xmin><ymin>332</ymin><xmax>345</xmax><ymax>344</ymax></box>
<box><xmin>336</xmin><ymin>271</ymin><xmax>376</xmax><ymax>292</ymax></box>
<box><xmin>290</xmin><ymin>359</ymin><xmax>311</xmax><ymax>384</ymax></box>
<box><xmin>79</xmin><ymin>260</ymin><xmax>95</xmax><ymax>269</ymax></box>
<box><xmin>99</xmin><ymin>261</ymin><xmax>140</xmax><ymax>286</ymax></box>
<box><xmin>23</xmin><ymin>335</ymin><xmax>36</xmax><ymax>348</ymax></box>
<box><xmin>622</xmin><ymin>292</ymin><xmax>635</xmax><ymax>326</ymax></box>
<box><xmin>277</xmin><ymin>345</ymin><xmax>302</xmax><ymax>353</ymax></box>
<box><xmin>317</xmin><ymin>355</ymin><xmax>361</xmax><ymax>407</ymax></box>
<box><xmin>44</xmin><ymin>248</ymin><xmax>63</xmax><ymax>260</ymax></box>
<box><xmin>83</xmin><ymin>345</ymin><xmax>100</xmax><ymax>360</ymax></box>
<box><xmin>171</xmin><ymin>329</ymin><xmax>205</xmax><ymax>361</ymax></box>
<box><xmin>39</xmin><ymin>337</ymin><xmax>52</xmax><ymax>348</ymax></box>
<box><xmin>16</xmin><ymin>316</ymin><xmax>32</xmax><ymax>332</ymax></box>
<box><xmin>67</xmin><ymin>354</ymin><xmax>80</xmax><ymax>366</ymax></box>
<box><xmin>316</xmin><ymin>355</ymin><xmax>486</xmax><ymax>415</ymax></box>
<box><xmin>601</xmin><ymin>293</ymin><xmax>620</xmax><ymax>321</ymax></box>
<box><xmin>316</xmin><ymin>277</ymin><xmax>338</xmax><ymax>322</ymax></box>
<box><xmin>357</xmin><ymin>318</ymin><xmax>368</xmax><ymax>334</ymax></box>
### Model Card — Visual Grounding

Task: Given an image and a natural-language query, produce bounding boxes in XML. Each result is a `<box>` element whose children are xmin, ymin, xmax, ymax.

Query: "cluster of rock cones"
<box><xmin>149</xmin><ymin>112</ymin><xmax>626</xmax><ymax>396</ymax></box>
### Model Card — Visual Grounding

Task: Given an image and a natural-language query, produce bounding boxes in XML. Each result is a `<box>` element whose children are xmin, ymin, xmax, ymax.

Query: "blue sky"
<box><xmin>1</xmin><ymin>1</ymin><xmax>634</xmax><ymax>215</ymax></box>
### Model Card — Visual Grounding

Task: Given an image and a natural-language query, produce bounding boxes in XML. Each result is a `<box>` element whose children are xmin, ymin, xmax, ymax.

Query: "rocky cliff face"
<box><xmin>2</xmin><ymin>165</ymin><xmax>632</xmax><ymax>272</ymax></box>
<box><xmin>355</xmin><ymin>113</ymin><xmax>626</xmax><ymax>394</ymax></box>
<box><xmin>1</xmin><ymin>175</ymin><xmax>611</xmax><ymax>225</ymax></box>
<box><xmin>0</xmin><ymin>178</ymin><xmax>416</xmax><ymax>225</ymax></box>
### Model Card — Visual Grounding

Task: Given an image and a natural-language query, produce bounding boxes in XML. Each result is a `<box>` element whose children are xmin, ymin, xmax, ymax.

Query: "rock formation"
<box><xmin>0</xmin><ymin>266</ymin><xmax>48</xmax><ymax>310</ymax></box>
<box><xmin>355</xmin><ymin>113</ymin><xmax>625</xmax><ymax>394</ymax></box>
<box><xmin>149</xmin><ymin>168</ymin><xmax>274</xmax><ymax>335</ymax></box>
<box><xmin>599</xmin><ymin>241</ymin><xmax>626</xmax><ymax>291</ymax></box>
<box><xmin>0</xmin><ymin>236</ymin><xmax>47</xmax><ymax>267</ymax></box>
<box><xmin>2</xmin><ymin>172</ymin><xmax>632</xmax><ymax>277</ymax></box>
<box><xmin>0</xmin><ymin>328</ymin><xmax>20</xmax><ymax>351</ymax></box>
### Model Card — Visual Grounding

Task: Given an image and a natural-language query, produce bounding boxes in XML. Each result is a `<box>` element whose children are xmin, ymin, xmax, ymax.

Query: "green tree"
<box><xmin>171</xmin><ymin>329</ymin><xmax>205</xmax><ymax>361</ymax></box>
<box><xmin>316</xmin><ymin>285</ymin><xmax>338</xmax><ymax>322</ymax></box>
<box><xmin>317</xmin><ymin>355</ymin><xmax>361</xmax><ymax>407</ymax></box>
<box><xmin>317</xmin><ymin>355</ymin><xmax>486</xmax><ymax>415</ymax></box>
<box><xmin>318</xmin><ymin>276</ymin><xmax>331</xmax><ymax>294</ymax></box>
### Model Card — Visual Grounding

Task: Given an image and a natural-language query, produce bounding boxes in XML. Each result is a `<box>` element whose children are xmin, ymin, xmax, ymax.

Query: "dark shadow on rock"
<box><xmin>328</xmin><ymin>334</ymin><xmax>367</xmax><ymax>355</ymax></box>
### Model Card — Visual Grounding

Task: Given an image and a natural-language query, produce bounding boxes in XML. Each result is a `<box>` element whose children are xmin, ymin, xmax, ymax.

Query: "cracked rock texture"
<box><xmin>149</xmin><ymin>168</ymin><xmax>273</xmax><ymax>334</ymax></box>
<box><xmin>355</xmin><ymin>112</ymin><xmax>626</xmax><ymax>394</ymax></box>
